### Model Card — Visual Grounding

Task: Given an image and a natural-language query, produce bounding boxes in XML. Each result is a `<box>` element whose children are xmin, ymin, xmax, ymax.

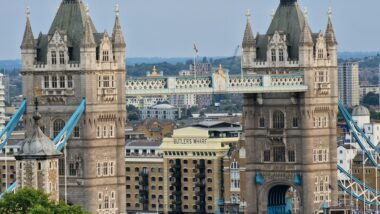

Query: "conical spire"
<box><xmin>325</xmin><ymin>8</ymin><xmax>337</xmax><ymax>46</ymax></box>
<box><xmin>299</xmin><ymin>20</ymin><xmax>313</xmax><ymax>46</ymax></box>
<box><xmin>81</xmin><ymin>12</ymin><xmax>96</xmax><ymax>48</ymax></box>
<box><xmin>242</xmin><ymin>10</ymin><xmax>255</xmax><ymax>48</ymax></box>
<box><xmin>112</xmin><ymin>4</ymin><xmax>126</xmax><ymax>48</ymax></box>
<box><xmin>21</xmin><ymin>7</ymin><xmax>35</xmax><ymax>50</ymax></box>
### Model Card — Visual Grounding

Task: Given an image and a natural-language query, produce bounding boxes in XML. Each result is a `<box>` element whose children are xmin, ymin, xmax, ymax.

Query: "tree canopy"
<box><xmin>0</xmin><ymin>188</ymin><xmax>89</xmax><ymax>214</ymax></box>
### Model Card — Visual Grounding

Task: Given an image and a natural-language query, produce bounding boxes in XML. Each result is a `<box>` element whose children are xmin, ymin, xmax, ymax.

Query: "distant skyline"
<box><xmin>1</xmin><ymin>0</ymin><xmax>379</xmax><ymax>60</ymax></box>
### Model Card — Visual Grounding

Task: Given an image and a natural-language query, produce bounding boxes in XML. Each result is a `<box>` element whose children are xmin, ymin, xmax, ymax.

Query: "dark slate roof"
<box><xmin>35</xmin><ymin>0</ymin><xmax>97</xmax><ymax>63</ymax></box>
<box><xmin>20</xmin><ymin>17</ymin><xmax>35</xmax><ymax>49</ymax></box>
<box><xmin>193</xmin><ymin>120</ymin><xmax>241</xmax><ymax>128</ymax></box>
<box><xmin>256</xmin><ymin>1</ymin><xmax>307</xmax><ymax>60</ymax></box>
<box><xmin>126</xmin><ymin>140</ymin><xmax>162</xmax><ymax>147</ymax></box>
<box><xmin>242</xmin><ymin>19</ymin><xmax>255</xmax><ymax>48</ymax></box>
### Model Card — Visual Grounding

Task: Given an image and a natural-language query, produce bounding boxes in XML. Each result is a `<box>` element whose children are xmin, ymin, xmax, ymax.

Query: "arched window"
<box><xmin>53</xmin><ymin>119</ymin><xmax>65</xmax><ymax>137</ymax></box>
<box><xmin>272</xmin><ymin>111</ymin><xmax>285</xmax><ymax>129</ymax></box>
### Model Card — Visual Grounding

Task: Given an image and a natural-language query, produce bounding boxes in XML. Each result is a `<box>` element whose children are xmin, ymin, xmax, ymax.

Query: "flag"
<box><xmin>193</xmin><ymin>43</ymin><xmax>199</xmax><ymax>55</ymax></box>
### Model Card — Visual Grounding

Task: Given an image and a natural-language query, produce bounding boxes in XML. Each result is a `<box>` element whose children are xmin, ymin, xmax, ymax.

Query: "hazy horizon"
<box><xmin>1</xmin><ymin>0</ymin><xmax>380</xmax><ymax>60</ymax></box>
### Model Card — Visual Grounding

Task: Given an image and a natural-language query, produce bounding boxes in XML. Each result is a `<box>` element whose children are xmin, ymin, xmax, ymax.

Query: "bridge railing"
<box><xmin>126</xmin><ymin>72</ymin><xmax>308</xmax><ymax>96</ymax></box>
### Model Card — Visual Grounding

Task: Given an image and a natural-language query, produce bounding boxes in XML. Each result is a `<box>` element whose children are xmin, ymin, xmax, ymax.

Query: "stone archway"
<box><xmin>266</xmin><ymin>184</ymin><xmax>300</xmax><ymax>214</ymax></box>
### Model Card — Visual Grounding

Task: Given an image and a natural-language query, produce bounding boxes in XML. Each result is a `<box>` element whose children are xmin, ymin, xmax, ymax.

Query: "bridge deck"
<box><xmin>126</xmin><ymin>72</ymin><xmax>308</xmax><ymax>96</ymax></box>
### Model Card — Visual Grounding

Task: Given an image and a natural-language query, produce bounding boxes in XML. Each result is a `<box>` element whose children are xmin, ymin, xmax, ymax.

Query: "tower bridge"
<box><xmin>3</xmin><ymin>0</ymin><xmax>372</xmax><ymax>214</ymax></box>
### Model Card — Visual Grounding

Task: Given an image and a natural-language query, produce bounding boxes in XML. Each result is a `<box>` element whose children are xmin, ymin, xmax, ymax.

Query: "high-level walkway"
<box><xmin>126</xmin><ymin>70</ymin><xmax>307</xmax><ymax>96</ymax></box>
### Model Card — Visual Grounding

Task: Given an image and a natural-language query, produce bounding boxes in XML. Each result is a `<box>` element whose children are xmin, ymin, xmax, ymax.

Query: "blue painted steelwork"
<box><xmin>255</xmin><ymin>173</ymin><xmax>265</xmax><ymax>185</ymax></box>
<box><xmin>0</xmin><ymin>100</ymin><xmax>86</xmax><ymax>197</ymax></box>
<box><xmin>337</xmin><ymin>101</ymin><xmax>380</xmax><ymax>205</ymax></box>
<box><xmin>0</xmin><ymin>182</ymin><xmax>16</xmax><ymax>198</ymax></box>
<box><xmin>54</xmin><ymin>99</ymin><xmax>86</xmax><ymax>151</ymax></box>
<box><xmin>0</xmin><ymin>100</ymin><xmax>27</xmax><ymax>151</ymax></box>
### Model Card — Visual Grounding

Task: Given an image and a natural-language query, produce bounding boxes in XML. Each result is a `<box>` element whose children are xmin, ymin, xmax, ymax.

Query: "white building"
<box><xmin>0</xmin><ymin>73</ymin><xmax>6</xmax><ymax>130</ymax></box>
<box><xmin>347</xmin><ymin>105</ymin><xmax>380</xmax><ymax>149</ymax></box>
<box><xmin>337</xmin><ymin>144</ymin><xmax>357</xmax><ymax>180</ymax></box>
<box><xmin>127</xmin><ymin>96</ymin><xmax>168</xmax><ymax>108</ymax></box>
<box><xmin>339</xmin><ymin>62</ymin><xmax>360</xmax><ymax>107</ymax></box>
<box><xmin>169</xmin><ymin>94</ymin><xmax>196</xmax><ymax>108</ymax></box>
<box><xmin>141</xmin><ymin>104</ymin><xmax>181</xmax><ymax>120</ymax></box>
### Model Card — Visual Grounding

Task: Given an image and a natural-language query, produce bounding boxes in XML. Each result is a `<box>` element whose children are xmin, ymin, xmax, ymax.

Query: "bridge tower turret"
<box><xmin>20</xmin><ymin>1</ymin><xmax>127</xmax><ymax>213</ymax></box>
<box><xmin>241</xmin><ymin>9</ymin><xmax>256</xmax><ymax>73</ymax></box>
<box><xmin>243</xmin><ymin>1</ymin><xmax>338</xmax><ymax>213</ymax></box>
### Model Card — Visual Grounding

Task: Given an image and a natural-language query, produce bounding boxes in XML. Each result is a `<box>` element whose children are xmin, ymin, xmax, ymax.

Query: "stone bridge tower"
<box><xmin>242</xmin><ymin>0</ymin><xmax>338</xmax><ymax>213</ymax></box>
<box><xmin>20</xmin><ymin>1</ymin><xmax>126</xmax><ymax>213</ymax></box>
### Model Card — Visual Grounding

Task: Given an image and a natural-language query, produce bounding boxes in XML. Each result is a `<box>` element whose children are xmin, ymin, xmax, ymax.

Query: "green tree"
<box><xmin>363</xmin><ymin>92</ymin><xmax>379</xmax><ymax>106</ymax></box>
<box><xmin>0</xmin><ymin>188</ymin><xmax>89</xmax><ymax>214</ymax></box>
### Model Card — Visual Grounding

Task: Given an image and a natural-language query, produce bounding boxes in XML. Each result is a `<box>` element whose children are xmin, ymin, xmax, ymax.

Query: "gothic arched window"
<box><xmin>53</xmin><ymin>119</ymin><xmax>65</xmax><ymax>138</ymax></box>
<box><xmin>272</xmin><ymin>111</ymin><xmax>285</xmax><ymax>129</ymax></box>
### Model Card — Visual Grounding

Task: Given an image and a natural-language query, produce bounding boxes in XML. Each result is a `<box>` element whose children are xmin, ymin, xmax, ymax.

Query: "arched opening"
<box><xmin>268</xmin><ymin>185</ymin><xmax>299</xmax><ymax>214</ymax></box>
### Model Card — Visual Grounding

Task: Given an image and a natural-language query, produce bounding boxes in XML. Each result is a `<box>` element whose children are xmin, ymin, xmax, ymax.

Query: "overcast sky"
<box><xmin>0</xmin><ymin>0</ymin><xmax>378</xmax><ymax>60</ymax></box>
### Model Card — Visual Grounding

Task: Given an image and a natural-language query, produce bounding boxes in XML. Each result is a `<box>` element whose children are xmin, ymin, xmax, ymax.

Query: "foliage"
<box><xmin>127</xmin><ymin>105</ymin><xmax>140</xmax><ymax>121</ymax></box>
<box><xmin>0</xmin><ymin>188</ymin><xmax>89</xmax><ymax>214</ymax></box>
<box><xmin>363</xmin><ymin>92</ymin><xmax>379</xmax><ymax>106</ymax></box>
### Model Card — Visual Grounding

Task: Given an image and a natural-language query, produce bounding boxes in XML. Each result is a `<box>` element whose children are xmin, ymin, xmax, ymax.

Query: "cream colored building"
<box><xmin>124</xmin><ymin>121</ymin><xmax>245</xmax><ymax>214</ymax></box>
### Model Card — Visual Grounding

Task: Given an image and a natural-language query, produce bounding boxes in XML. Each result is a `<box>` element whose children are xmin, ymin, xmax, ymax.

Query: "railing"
<box><xmin>126</xmin><ymin>72</ymin><xmax>308</xmax><ymax>96</ymax></box>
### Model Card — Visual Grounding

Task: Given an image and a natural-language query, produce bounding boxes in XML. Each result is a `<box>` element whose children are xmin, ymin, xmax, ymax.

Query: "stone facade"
<box><xmin>20</xmin><ymin>1</ymin><xmax>126</xmax><ymax>213</ymax></box>
<box><xmin>242</xmin><ymin>1</ymin><xmax>338</xmax><ymax>213</ymax></box>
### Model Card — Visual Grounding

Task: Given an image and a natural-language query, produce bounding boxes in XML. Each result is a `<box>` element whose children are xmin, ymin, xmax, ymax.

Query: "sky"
<box><xmin>0</xmin><ymin>0</ymin><xmax>379</xmax><ymax>60</ymax></box>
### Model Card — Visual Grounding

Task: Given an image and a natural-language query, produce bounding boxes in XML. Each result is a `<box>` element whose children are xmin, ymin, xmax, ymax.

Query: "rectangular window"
<box><xmin>109</xmin><ymin>125</ymin><xmax>114</xmax><ymax>137</ymax></box>
<box><xmin>67</xmin><ymin>76</ymin><xmax>73</xmax><ymax>88</ymax></box>
<box><xmin>59</xmin><ymin>51</ymin><xmax>65</xmax><ymax>64</ymax></box>
<box><xmin>73</xmin><ymin>126</ymin><xmax>80</xmax><ymax>138</ymax></box>
<box><xmin>279</xmin><ymin>49</ymin><xmax>284</xmax><ymax>61</ymax></box>
<box><xmin>103</xmin><ymin>162</ymin><xmax>108</xmax><ymax>176</ymax></box>
<box><xmin>51</xmin><ymin>51</ymin><xmax>57</xmax><ymax>64</ymax></box>
<box><xmin>288</xmin><ymin>150</ymin><xmax>295</xmax><ymax>162</ymax></box>
<box><xmin>273</xmin><ymin>147</ymin><xmax>285</xmax><ymax>162</ymax></box>
<box><xmin>111</xmin><ymin>75</ymin><xmax>115</xmax><ymax>88</ymax></box>
<box><xmin>103</xmin><ymin>126</ymin><xmax>107</xmax><ymax>137</ymax></box>
<box><xmin>103</xmin><ymin>76</ymin><xmax>110</xmax><ymax>88</ymax></box>
<box><xmin>69</xmin><ymin>163</ymin><xmax>76</xmax><ymax>176</ymax></box>
<box><xmin>59</xmin><ymin>76</ymin><xmax>65</xmax><ymax>88</ymax></box>
<box><xmin>52</xmin><ymin>76</ymin><xmax>58</xmax><ymax>88</ymax></box>
<box><xmin>44</xmin><ymin>76</ymin><xmax>49</xmax><ymax>88</ymax></box>
<box><xmin>271</xmin><ymin>49</ymin><xmax>276</xmax><ymax>62</ymax></box>
<box><xmin>103</xmin><ymin>51</ymin><xmax>109</xmax><ymax>62</ymax></box>
<box><xmin>263</xmin><ymin>150</ymin><xmax>271</xmax><ymax>162</ymax></box>
<box><xmin>292</xmin><ymin>117</ymin><xmax>298</xmax><ymax>128</ymax></box>
<box><xmin>59</xmin><ymin>159</ymin><xmax>65</xmax><ymax>176</ymax></box>
<box><xmin>109</xmin><ymin>162</ymin><xmax>114</xmax><ymax>176</ymax></box>
<box><xmin>259</xmin><ymin>117</ymin><xmax>265</xmax><ymax>128</ymax></box>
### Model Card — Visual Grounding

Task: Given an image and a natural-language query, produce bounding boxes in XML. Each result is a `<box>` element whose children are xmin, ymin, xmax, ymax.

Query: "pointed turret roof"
<box><xmin>299</xmin><ymin>21</ymin><xmax>313</xmax><ymax>46</ymax></box>
<box><xmin>81</xmin><ymin>15</ymin><xmax>96</xmax><ymax>48</ymax></box>
<box><xmin>21</xmin><ymin>8</ymin><xmax>35</xmax><ymax>50</ymax></box>
<box><xmin>325</xmin><ymin>11</ymin><xmax>337</xmax><ymax>46</ymax></box>
<box><xmin>112</xmin><ymin>5</ymin><xmax>126</xmax><ymax>48</ymax></box>
<box><xmin>242</xmin><ymin>10</ymin><xmax>255</xmax><ymax>48</ymax></box>
<box><xmin>49</xmin><ymin>0</ymin><xmax>97</xmax><ymax>59</ymax></box>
